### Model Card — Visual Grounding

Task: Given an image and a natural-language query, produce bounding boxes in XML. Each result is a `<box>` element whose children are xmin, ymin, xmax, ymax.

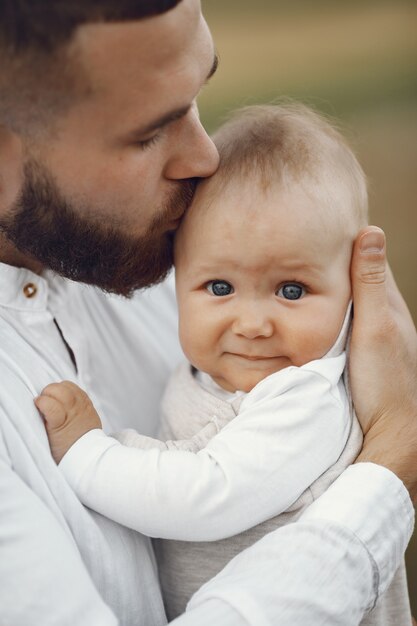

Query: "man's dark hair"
<box><xmin>0</xmin><ymin>1</ymin><xmax>182</xmax><ymax>52</ymax></box>
<box><xmin>0</xmin><ymin>0</ymin><xmax>183</xmax><ymax>132</ymax></box>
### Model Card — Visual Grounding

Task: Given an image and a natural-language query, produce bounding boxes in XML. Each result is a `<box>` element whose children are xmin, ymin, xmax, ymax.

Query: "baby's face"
<box><xmin>175</xmin><ymin>179</ymin><xmax>353</xmax><ymax>392</ymax></box>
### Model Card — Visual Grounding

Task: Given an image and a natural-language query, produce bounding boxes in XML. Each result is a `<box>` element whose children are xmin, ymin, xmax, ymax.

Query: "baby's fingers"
<box><xmin>40</xmin><ymin>381</ymin><xmax>82</xmax><ymax>408</ymax></box>
<box><xmin>35</xmin><ymin>394</ymin><xmax>67</xmax><ymax>429</ymax></box>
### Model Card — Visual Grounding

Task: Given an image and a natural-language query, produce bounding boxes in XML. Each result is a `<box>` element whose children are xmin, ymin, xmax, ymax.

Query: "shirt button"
<box><xmin>23</xmin><ymin>283</ymin><xmax>37</xmax><ymax>298</ymax></box>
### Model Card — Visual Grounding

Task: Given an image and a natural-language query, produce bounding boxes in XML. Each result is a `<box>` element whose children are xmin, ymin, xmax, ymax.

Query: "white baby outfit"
<box><xmin>59</xmin><ymin>310</ymin><xmax>412</xmax><ymax>624</ymax></box>
<box><xmin>152</xmin><ymin>368</ymin><xmax>410</xmax><ymax>623</ymax></box>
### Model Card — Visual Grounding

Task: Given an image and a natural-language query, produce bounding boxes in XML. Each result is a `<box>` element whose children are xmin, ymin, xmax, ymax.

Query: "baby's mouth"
<box><xmin>229</xmin><ymin>353</ymin><xmax>280</xmax><ymax>361</ymax></box>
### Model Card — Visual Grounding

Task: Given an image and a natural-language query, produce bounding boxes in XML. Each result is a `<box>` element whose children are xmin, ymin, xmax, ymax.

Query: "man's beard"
<box><xmin>0</xmin><ymin>159</ymin><xmax>195</xmax><ymax>296</ymax></box>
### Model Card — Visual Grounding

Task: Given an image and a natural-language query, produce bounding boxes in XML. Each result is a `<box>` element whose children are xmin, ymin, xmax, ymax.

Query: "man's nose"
<box><xmin>232</xmin><ymin>307</ymin><xmax>274</xmax><ymax>340</ymax></box>
<box><xmin>163</xmin><ymin>107</ymin><xmax>219</xmax><ymax>180</ymax></box>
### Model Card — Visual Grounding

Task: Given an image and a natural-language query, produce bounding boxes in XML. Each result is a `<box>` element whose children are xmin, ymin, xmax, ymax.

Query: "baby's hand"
<box><xmin>35</xmin><ymin>381</ymin><xmax>102</xmax><ymax>464</ymax></box>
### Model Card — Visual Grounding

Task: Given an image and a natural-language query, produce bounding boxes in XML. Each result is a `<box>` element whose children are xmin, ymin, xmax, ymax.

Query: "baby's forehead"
<box><xmin>193</xmin><ymin>103</ymin><xmax>368</xmax><ymax>244</ymax></box>
<box><xmin>186</xmin><ymin>174</ymin><xmax>357</xmax><ymax>239</ymax></box>
<box><xmin>175</xmin><ymin>177</ymin><xmax>356</xmax><ymax>272</ymax></box>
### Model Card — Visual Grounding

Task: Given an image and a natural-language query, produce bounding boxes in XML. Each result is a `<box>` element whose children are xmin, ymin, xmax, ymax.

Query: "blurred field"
<box><xmin>200</xmin><ymin>0</ymin><xmax>417</xmax><ymax>611</ymax></box>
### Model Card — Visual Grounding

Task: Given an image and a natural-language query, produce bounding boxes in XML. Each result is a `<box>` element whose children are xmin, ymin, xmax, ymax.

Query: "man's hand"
<box><xmin>350</xmin><ymin>226</ymin><xmax>417</xmax><ymax>503</ymax></box>
<box><xmin>35</xmin><ymin>381</ymin><xmax>102</xmax><ymax>464</ymax></box>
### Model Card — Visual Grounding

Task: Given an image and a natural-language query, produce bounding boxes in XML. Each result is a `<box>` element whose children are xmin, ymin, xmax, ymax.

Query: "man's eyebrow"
<box><xmin>133</xmin><ymin>105</ymin><xmax>192</xmax><ymax>138</ymax></box>
<box><xmin>126</xmin><ymin>54</ymin><xmax>219</xmax><ymax>141</ymax></box>
<box><xmin>205</xmin><ymin>53</ymin><xmax>219</xmax><ymax>84</ymax></box>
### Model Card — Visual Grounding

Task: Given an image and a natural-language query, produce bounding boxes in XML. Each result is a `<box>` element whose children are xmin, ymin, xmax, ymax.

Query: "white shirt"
<box><xmin>0</xmin><ymin>262</ymin><xmax>414</xmax><ymax>626</ymax></box>
<box><xmin>58</xmin><ymin>353</ymin><xmax>352</xmax><ymax>541</ymax></box>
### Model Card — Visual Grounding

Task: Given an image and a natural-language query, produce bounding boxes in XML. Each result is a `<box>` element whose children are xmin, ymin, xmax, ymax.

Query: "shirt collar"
<box><xmin>323</xmin><ymin>300</ymin><xmax>353</xmax><ymax>359</ymax></box>
<box><xmin>0</xmin><ymin>262</ymin><xmax>54</xmax><ymax>311</ymax></box>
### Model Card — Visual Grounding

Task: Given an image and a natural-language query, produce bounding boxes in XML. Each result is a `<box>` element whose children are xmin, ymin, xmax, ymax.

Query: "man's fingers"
<box><xmin>351</xmin><ymin>226</ymin><xmax>389</xmax><ymax>327</ymax></box>
<box><xmin>35</xmin><ymin>395</ymin><xmax>66</xmax><ymax>429</ymax></box>
<box><xmin>351</xmin><ymin>229</ymin><xmax>411</xmax><ymax>327</ymax></box>
<box><xmin>386</xmin><ymin>264</ymin><xmax>415</xmax><ymax>327</ymax></box>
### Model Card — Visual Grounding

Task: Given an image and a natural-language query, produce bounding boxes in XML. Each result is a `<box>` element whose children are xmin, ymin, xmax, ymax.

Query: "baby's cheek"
<box><xmin>296</xmin><ymin>315</ymin><xmax>343</xmax><ymax>363</ymax></box>
<box><xmin>178</xmin><ymin>314</ymin><xmax>196</xmax><ymax>357</ymax></box>
<box><xmin>179</xmin><ymin>325</ymin><xmax>210</xmax><ymax>372</ymax></box>
<box><xmin>302</xmin><ymin>334</ymin><xmax>331</xmax><ymax>362</ymax></box>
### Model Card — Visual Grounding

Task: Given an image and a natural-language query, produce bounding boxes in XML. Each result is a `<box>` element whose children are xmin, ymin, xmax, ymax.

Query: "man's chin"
<box><xmin>68</xmin><ymin>245</ymin><xmax>174</xmax><ymax>297</ymax></box>
<box><xmin>0</xmin><ymin>155</ymin><xmax>183</xmax><ymax>295</ymax></box>
<box><xmin>3</xmin><ymin>227</ymin><xmax>175</xmax><ymax>297</ymax></box>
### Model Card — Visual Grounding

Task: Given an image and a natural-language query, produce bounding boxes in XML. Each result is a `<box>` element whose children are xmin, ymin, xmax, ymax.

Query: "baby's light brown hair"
<box><xmin>208</xmin><ymin>103</ymin><xmax>368</xmax><ymax>238</ymax></box>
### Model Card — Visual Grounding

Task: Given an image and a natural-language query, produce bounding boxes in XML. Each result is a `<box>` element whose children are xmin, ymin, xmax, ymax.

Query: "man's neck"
<box><xmin>0</xmin><ymin>234</ymin><xmax>44</xmax><ymax>274</ymax></box>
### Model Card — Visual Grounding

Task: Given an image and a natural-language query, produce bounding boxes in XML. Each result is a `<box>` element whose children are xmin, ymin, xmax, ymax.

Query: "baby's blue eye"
<box><xmin>277</xmin><ymin>283</ymin><xmax>305</xmax><ymax>300</ymax></box>
<box><xmin>206</xmin><ymin>280</ymin><xmax>234</xmax><ymax>297</ymax></box>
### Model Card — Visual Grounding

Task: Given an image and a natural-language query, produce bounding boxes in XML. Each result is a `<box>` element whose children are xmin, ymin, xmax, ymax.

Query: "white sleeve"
<box><xmin>113</xmin><ymin>420</ymin><xmax>220</xmax><ymax>452</ymax></box>
<box><xmin>59</xmin><ymin>357</ymin><xmax>350</xmax><ymax>541</ymax></box>
<box><xmin>172</xmin><ymin>464</ymin><xmax>415</xmax><ymax>626</ymax></box>
<box><xmin>0</xmin><ymin>434</ymin><xmax>117</xmax><ymax>626</ymax></box>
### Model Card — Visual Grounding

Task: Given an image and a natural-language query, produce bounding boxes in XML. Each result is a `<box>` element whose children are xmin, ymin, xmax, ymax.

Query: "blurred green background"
<box><xmin>199</xmin><ymin>0</ymin><xmax>416</xmax><ymax>611</ymax></box>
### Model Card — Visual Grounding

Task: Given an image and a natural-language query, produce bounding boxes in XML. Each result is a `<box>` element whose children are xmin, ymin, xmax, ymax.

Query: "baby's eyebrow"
<box><xmin>278</xmin><ymin>260</ymin><xmax>324</xmax><ymax>274</ymax></box>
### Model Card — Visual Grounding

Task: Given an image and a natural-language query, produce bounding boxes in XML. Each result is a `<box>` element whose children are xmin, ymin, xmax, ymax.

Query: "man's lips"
<box><xmin>164</xmin><ymin>215</ymin><xmax>185</xmax><ymax>231</ymax></box>
<box><xmin>166</xmin><ymin>216</ymin><xmax>182</xmax><ymax>227</ymax></box>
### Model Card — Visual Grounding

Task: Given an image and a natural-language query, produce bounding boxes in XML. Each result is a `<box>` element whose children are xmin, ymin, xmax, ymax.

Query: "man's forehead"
<box><xmin>70</xmin><ymin>0</ymin><xmax>205</xmax><ymax>92</ymax></box>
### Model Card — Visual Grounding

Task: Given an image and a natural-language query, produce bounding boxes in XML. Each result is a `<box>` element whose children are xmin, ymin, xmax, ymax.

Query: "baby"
<box><xmin>37</xmin><ymin>105</ymin><xmax>411</xmax><ymax>624</ymax></box>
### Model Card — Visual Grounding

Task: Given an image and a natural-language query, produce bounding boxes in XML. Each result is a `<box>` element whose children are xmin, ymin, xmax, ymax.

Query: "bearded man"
<box><xmin>0</xmin><ymin>2</ymin><xmax>415</xmax><ymax>625</ymax></box>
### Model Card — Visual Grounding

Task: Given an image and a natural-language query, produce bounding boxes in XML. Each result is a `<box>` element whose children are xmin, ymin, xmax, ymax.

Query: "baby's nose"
<box><xmin>232</xmin><ymin>310</ymin><xmax>274</xmax><ymax>339</ymax></box>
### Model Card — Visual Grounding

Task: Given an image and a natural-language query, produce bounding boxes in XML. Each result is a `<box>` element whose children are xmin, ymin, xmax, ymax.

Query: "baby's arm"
<box><xmin>38</xmin><ymin>356</ymin><xmax>349</xmax><ymax>542</ymax></box>
<box><xmin>113</xmin><ymin>421</ymin><xmax>220</xmax><ymax>453</ymax></box>
<box><xmin>37</xmin><ymin>383</ymin><xmax>219</xmax><ymax>461</ymax></box>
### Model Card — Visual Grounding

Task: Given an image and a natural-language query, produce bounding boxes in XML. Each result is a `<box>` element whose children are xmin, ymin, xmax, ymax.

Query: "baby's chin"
<box><xmin>213</xmin><ymin>362</ymin><xmax>291</xmax><ymax>394</ymax></box>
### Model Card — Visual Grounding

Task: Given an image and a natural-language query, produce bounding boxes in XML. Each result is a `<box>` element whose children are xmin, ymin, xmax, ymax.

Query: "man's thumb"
<box><xmin>351</xmin><ymin>226</ymin><xmax>387</xmax><ymax>320</ymax></box>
